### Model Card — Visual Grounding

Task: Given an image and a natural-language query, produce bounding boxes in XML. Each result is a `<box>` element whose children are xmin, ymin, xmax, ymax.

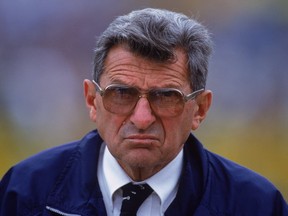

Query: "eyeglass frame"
<box><xmin>92</xmin><ymin>80</ymin><xmax>204</xmax><ymax>116</ymax></box>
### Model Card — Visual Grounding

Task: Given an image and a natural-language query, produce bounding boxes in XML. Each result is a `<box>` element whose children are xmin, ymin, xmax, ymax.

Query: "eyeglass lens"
<box><xmin>101</xmin><ymin>85</ymin><xmax>187</xmax><ymax>117</ymax></box>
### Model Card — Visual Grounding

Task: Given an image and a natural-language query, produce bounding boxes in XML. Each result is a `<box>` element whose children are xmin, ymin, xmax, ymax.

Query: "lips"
<box><xmin>125</xmin><ymin>134</ymin><xmax>159</xmax><ymax>146</ymax></box>
<box><xmin>126</xmin><ymin>134</ymin><xmax>158</xmax><ymax>140</ymax></box>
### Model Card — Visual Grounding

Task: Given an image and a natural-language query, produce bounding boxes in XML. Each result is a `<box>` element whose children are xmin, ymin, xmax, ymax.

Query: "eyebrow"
<box><xmin>102</xmin><ymin>77</ymin><xmax>188</xmax><ymax>91</ymax></box>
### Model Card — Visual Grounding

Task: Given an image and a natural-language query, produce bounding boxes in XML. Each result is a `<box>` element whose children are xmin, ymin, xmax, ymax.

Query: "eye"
<box><xmin>150</xmin><ymin>89</ymin><xmax>182</xmax><ymax>106</ymax></box>
<box><xmin>106</xmin><ymin>86</ymin><xmax>138</xmax><ymax>103</ymax></box>
<box><xmin>114</xmin><ymin>87</ymin><xmax>131</xmax><ymax>96</ymax></box>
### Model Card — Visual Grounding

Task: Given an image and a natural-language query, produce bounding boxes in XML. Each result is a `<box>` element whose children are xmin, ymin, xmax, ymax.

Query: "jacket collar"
<box><xmin>45</xmin><ymin>131</ymin><xmax>209</xmax><ymax>215</ymax></box>
<box><xmin>165</xmin><ymin>133</ymin><xmax>209</xmax><ymax>215</ymax></box>
<box><xmin>45</xmin><ymin>130</ymin><xmax>107</xmax><ymax>216</ymax></box>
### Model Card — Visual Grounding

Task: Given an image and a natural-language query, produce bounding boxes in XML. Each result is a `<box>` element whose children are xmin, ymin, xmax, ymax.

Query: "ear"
<box><xmin>191</xmin><ymin>90</ymin><xmax>212</xmax><ymax>130</ymax></box>
<box><xmin>83</xmin><ymin>79</ymin><xmax>97</xmax><ymax>122</ymax></box>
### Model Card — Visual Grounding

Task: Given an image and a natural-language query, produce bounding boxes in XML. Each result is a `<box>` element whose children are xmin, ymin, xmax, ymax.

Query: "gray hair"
<box><xmin>93</xmin><ymin>8</ymin><xmax>213</xmax><ymax>90</ymax></box>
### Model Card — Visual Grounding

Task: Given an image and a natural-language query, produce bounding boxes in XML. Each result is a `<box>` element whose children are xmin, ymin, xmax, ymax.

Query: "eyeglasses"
<box><xmin>92</xmin><ymin>80</ymin><xmax>204</xmax><ymax>117</ymax></box>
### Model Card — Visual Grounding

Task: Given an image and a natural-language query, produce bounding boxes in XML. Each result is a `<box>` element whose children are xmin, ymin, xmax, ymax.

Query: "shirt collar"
<box><xmin>145</xmin><ymin>149</ymin><xmax>183</xmax><ymax>209</ymax></box>
<box><xmin>103</xmin><ymin>144</ymin><xmax>183</xmax><ymax>209</ymax></box>
<box><xmin>103</xmin><ymin>145</ymin><xmax>131</xmax><ymax>199</ymax></box>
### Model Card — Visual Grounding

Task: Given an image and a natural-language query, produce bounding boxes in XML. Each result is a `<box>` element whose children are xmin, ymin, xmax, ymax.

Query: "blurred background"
<box><xmin>0</xmin><ymin>0</ymin><xmax>287</xmax><ymax>200</ymax></box>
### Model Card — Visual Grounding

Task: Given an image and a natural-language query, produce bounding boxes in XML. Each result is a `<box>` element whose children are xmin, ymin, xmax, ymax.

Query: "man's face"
<box><xmin>84</xmin><ymin>45</ymin><xmax>211</xmax><ymax>180</ymax></box>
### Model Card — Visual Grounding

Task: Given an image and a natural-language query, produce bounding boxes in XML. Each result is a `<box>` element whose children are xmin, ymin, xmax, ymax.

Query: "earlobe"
<box><xmin>191</xmin><ymin>90</ymin><xmax>212</xmax><ymax>130</ymax></box>
<box><xmin>89</xmin><ymin>108</ymin><xmax>97</xmax><ymax>122</ymax></box>
<box><xmin>83</xmin><ymin>79</ymin><xmax>97</xmax><ymax>122</ymax></box>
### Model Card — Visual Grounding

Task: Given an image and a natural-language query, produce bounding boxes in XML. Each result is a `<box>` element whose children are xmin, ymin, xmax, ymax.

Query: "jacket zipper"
<box><xmin>46</xmin><ymin>206</ymin><xmax>81</xmax><ymax>216</ymax></box>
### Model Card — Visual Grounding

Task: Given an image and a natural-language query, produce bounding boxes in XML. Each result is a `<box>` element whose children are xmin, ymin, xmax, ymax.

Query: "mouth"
<box><xmin>125</xmin><ymin>134</ymin><xmax>159</xmax><ymax>146</ymax></box>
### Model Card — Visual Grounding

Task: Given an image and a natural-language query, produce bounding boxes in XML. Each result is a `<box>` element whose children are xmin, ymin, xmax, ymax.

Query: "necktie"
<box><xmin>120</xmin><ymin>182</ymin><xmax>153</xmax><ymax>216</ymax></box>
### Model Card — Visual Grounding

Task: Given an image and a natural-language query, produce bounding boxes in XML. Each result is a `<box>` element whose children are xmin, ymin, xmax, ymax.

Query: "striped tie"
<box><xmin>120</xmin><ymin>183</ymin><xmax>153</xmax><ymax>216</ymax></box>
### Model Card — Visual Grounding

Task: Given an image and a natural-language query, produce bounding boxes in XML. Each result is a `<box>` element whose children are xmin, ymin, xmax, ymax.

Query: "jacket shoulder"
<box><xmin>203</xmin><ymin>150</ymin><xmax>288</xmax><ymax>215</ymax></box>
<box><xmin>0</xmin><ymin>141</ymin><xmax>80</xmax><ymax>214</ymax></box>
<box><xmin>0</xmin><ymin>130</ymin><xmax>102</xmax><ymax>215</ymax></box>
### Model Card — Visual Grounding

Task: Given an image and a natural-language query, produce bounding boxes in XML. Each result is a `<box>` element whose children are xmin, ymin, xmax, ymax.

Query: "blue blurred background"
<box><xmin>0</xmin><ymin>0</ymin><xmax>287</xmax><ymax>200</ymax></box>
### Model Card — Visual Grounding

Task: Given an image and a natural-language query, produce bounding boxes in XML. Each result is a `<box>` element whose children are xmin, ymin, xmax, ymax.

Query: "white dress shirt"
<box><xmin>97</xmin><ymin>143</ymin><xmax>183</xmax><ymax>216</ymax></box>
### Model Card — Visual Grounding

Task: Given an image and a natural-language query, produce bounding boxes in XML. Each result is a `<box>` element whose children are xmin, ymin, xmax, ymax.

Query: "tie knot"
<box><xmin>120</xmin><ymin>183</ymin><xmax>153</xmax><ymax>216</ymax></box>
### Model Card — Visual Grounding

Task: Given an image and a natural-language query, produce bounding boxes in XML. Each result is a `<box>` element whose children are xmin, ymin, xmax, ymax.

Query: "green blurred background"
<box><xmin>0</xmin><ymin>0</ymin><xmax>287</xmax><ymax>200</ymax></box>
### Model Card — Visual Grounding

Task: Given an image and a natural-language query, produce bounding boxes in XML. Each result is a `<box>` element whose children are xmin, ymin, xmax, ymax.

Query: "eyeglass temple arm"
<box><xmin>184</xmin><ymin>88</ymin><xmax>205</xmax><ymax>101</ymax></box>
<box><xmin>92</xmin><ymin>80</ymin><xmax>104</xmax><ymax>95</ymax></box>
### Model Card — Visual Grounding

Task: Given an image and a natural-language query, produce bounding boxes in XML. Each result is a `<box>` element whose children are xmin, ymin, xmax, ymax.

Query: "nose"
<box><xmin>129</xmin><ymin>97</ymin><xmax>156</xmax><ymax>130</ymax></box>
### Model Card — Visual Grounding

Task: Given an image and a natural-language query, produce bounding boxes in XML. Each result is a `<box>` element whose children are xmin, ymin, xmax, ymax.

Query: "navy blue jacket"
<box><xmin>0</xmin><ymin>130</ymin><xmax>287</xmax><ymax>215</ymax></box>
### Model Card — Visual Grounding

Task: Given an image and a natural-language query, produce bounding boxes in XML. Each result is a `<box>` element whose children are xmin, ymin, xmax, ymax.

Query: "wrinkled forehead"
<box><xmin>100</xmin><ymin>45</ymin><xmax>190</xmax><ymax>89</ymax></box>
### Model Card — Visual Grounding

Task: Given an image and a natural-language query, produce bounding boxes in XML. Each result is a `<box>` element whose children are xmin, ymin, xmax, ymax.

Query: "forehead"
<box><xmin>101</xmin><ymin>45</ymin><xmax>190</xmax><ymax>88</ymax></box>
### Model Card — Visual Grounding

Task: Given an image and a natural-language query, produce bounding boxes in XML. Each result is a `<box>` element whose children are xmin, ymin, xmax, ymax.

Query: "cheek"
<box><xmin>161</xmin><ymin>122</ymin><xmax>186</xmax><ymax>146</ymax></box>
<box><xmin>95</xmin><ymin>102</ymin><xmax>124</xmax><ymax>144</ymax></box>
<box><xmin>97</xmin><ymin>117</ymin><xmax>122</xmax><ymax>142</ymax></box>
<box><xmin>164</xmin><ymin>110</ymin><xmax>194</xmax><ymax>145</ymax></box>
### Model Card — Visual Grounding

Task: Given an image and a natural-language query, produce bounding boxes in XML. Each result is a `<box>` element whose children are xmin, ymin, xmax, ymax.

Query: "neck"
<box><xmin>118</xmin><ymin>162</ymin><xmax>164</xmax><ymax>182</ymax></box>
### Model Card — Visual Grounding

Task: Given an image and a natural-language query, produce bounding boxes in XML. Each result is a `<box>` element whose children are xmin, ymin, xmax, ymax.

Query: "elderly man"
<box><xmin>0</xmin><ymin>8</ymin><xmax>287</xmax><ymax>216</ymax></box>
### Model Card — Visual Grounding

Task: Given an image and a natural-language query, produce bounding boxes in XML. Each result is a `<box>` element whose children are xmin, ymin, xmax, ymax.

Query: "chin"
<box><xmin>125</xmin><ymin>154</ymin><xmax>163</xmax><ymax>169</ymax></box>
